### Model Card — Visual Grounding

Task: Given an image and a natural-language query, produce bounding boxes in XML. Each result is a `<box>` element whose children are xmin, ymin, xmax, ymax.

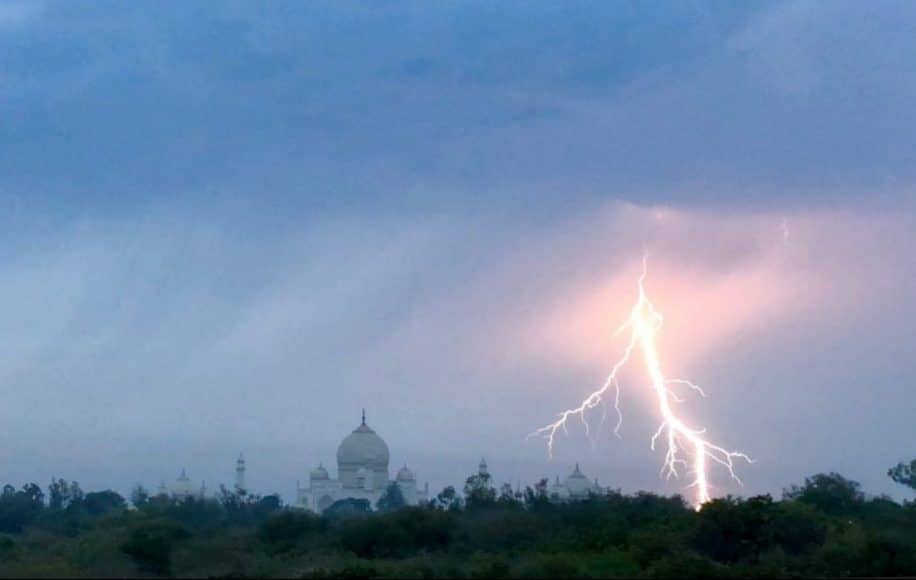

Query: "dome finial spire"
<box><xmin>362</xmin><ymin>408</ymin><xmax>366</xmax><ymax>425</ymax></box>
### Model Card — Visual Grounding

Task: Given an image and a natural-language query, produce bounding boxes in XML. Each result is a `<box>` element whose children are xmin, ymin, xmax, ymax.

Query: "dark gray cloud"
<box><xmin>2</xmin><ymin>1</ymin><xmax>914</xmax><ymax>210</ymax></box>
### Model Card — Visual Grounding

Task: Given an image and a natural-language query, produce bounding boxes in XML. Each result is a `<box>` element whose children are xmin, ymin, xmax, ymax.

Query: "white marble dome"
<box><xmin>337</xmin><ymin>422</ymin><xmax>390</xmax><ymax>469</ymax></box>
<box><xmin>396</xmin><ymin>465</ymin><xmax>415</xmax><ymax>482</ymax></box>
<box><xmin>565</xmin><ymin>463</ymin><xmax>591</xmax><ymax>497</ymax></box>
<box><xmin>310</xmin><ymin>464</ymin><xmax>329</xmax><ymax>480</ymax></box>
<box><xmin>292</xmin><ymin>411</ymin><xmax>429</xmax><ymax>512</ymax></box>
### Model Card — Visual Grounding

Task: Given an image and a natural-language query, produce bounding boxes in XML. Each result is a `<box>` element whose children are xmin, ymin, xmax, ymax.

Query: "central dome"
<box><xmin>336</xmin><ymin>411</ymin><xmax>391</xmax><ymax>491</ymax></box>
<box><xmin>337</xmin><ymin>423</ymin><xmax>390</xmax><ymax>468</ymax></box>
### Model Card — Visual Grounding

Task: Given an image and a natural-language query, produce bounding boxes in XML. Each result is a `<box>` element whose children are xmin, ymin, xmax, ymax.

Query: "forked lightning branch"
<box><xmin>530</xmin><ymin>255</ymin><xmax>753</xmax><ymax>509</ymax></box>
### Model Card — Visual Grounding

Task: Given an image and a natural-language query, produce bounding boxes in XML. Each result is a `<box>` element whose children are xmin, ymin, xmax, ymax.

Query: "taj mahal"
<box><xmin>295</xmin><ymin>411</ymin><xmax>429</xmax><ymax>512</ymax></box>
<box><xmin>158</xmin><ymin>410</ymin><xmax>605</xmax><ymax>510</ymax></box>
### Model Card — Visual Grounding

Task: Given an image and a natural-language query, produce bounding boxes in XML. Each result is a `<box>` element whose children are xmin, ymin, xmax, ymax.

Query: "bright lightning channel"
<box><xmin>530</xmin><ymin>255</ymin><xmax>752</xmax><ymax>509</ymax></box>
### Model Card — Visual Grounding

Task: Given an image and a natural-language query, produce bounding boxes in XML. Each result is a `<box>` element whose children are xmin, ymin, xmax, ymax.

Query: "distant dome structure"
<box><xmin>396</xmin><ymin>465</ymin><xmax>415</xmax><ymax>482</ymax></box>
<box><xmin>564</xmin><ymin>463</ymin><xmax>592</xmax><ymax>497</ymax></box>
<box><xmin>310</xmin><ymin>464</ymin><xmax>329</xmax><ymax>480</ymax></box>
<box><xmin>296</xmin><ymin>410</ymin><xmax>428</xmax><ymax>513</ymax></box>
<box><xmin>546</xmin><ymin>462</ymin><xmax>603</xmax><ymax>502</ymax></box>
<box><xmin>165</xmin><ymin>468</ymin><xmax>205</xmax><ymax>501</ymax></box>
<box><xmin>336</xmin><ymin>410</ymin><xmax>390</xmax><ymax>489</ymax></box>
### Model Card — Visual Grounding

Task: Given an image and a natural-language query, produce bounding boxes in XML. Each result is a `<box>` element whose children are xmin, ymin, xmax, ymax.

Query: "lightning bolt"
<box><xmin>529</xmin><ymin>255</ymin><xmax>752</xmax><ymax>509</ymax></box>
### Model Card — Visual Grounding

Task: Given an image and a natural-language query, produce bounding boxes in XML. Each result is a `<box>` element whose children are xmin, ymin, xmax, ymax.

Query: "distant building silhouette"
<box><xmin>296</xmin><ymin>410</ymin><xmax>429</xmax><ymax>512</ymax></box>
<box><xmin>235</xmin><ymin>453</ymin><xmax>246</xmax><ymax>493</ymax></box>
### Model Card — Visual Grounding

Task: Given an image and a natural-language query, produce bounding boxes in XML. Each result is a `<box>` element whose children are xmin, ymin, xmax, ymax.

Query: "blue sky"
<box><xmin>0</xmin><ymin>1</ymin><xmax>914</xmax><ymax>501</ymax></box>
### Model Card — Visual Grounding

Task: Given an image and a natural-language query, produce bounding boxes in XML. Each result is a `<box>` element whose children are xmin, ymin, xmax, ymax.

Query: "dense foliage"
<box><xmin>0</xmin><ymin>470</ymin><xmax>911</xmax><ymax>578</ymax></box>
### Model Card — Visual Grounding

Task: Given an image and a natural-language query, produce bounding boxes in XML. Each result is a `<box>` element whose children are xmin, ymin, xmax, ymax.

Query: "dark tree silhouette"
<box><xmin>783</xmin><ymin>472</ymin><xmax>865</xmax><ymax>514</ymax></box>
<box><xmin>120</xmin><ymin>520</ymin><xmax>190</xmax><ymax>575</ymax></box>
<box><xmin>433</xmin><ymin>485</ymin><xmax>462</xmax><ymax>511</ymax></box>
<box><xmin>888</xmin><ymin>459</ymin><xmax>916</xmax><ymax>491</ymax></box>
<box><xmin>376</xmin><ymin>482</ymin><xmax>406</xmax><ymax>512</ymax></box>
<box><xmin>0</xmin><ymin>468</ymin><xmax>909</xmax><ymax>577</ymax></box>
<box><xmin>324</xmin><ymin>498</ymin><xmax>372</xmax><ymax>519</ymax></box>
<box><xmin>463</xmin><ymin>470</ymin><xmax>497</xmax><ymax>509</ymax></box>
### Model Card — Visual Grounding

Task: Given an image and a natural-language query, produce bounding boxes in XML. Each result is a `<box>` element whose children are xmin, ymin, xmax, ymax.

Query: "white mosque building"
<box><xmin>154</xmin><ymin>414</ymin><xmax>603</xmax><ymax>510</ymax></box>
<box><xmin>158</xmin><ymin>468</ymin><xmax>207</xmax><ymax>501</ymax></box>
<box><xmin>296</xmin><ymin>411</ymin><xmax>429</xmax><ymax>512</ymax></box>
<box><xmin>548</xmin><ymin>463</ymin><xmax>604</xmax><ymax>502</ymax></box>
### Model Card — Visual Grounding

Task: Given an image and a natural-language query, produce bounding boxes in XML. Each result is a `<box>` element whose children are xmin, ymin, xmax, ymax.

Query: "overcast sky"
<box><xmin>0</xmin><ymin>1</ymin><xmax>914</xmax><ymax>502</ymax></box>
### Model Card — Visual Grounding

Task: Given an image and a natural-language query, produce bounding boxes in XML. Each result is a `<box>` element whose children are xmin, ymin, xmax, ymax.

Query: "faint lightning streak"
<box><xmin>529</xmin><ymin>255</ymin><xmax>752</xmax><ymax>509</ymax></box>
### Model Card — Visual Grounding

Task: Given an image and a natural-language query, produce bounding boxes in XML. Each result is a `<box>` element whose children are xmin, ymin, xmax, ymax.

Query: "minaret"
<box><xmin>478</xmin><ymin>457</ymin><xmax>489</xmax><ymax>477</ymax></box>
<box><xmin>362</xmin><ymin>408</ymin><xmax>366</xmax><ymax>426</ymax></box>
<box><xmin>235</xmin><ymin>453</ymin><xmax>246</xmax><ymax>493</ymax></box>
<box><xmin>175</xmin><ymin>468</ymin><xmax>191</xmax><ymax>499</ymax></box>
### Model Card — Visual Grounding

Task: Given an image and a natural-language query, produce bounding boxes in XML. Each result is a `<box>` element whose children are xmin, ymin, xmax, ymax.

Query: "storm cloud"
<box><xmin>0</xmin><ymin>1</ymin><xmax>913</xmax><ymax>501</ymax></box>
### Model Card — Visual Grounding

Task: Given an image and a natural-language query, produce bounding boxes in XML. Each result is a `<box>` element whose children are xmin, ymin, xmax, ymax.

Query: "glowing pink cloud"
<box><xmin>504</xmin><ymin>204</ymin><xmax>911</xmax><ymax>380</ymax></box>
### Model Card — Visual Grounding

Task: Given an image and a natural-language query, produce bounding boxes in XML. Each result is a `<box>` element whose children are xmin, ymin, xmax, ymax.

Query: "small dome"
<box><xmin>337</xmin><ymin>418</ymin><xmax>390</xmax><ymax>470</ymax></box>
<box><xmin>173</xmin><ymin>469</ymin><xmax>193</xmax><ymax>497</ymax></box>
<box><xmin>565</xmin><ymin>463</ymin><xmax>591</xmax><ymax>497</ymax></box>
<box><xmin>310</xmin><ymin>464</ymin><xmax>329</xmax><ymax>480</ymax></box>
<box><xmin>396</xmin><ymin>465</ymin><xmax>415</xmax><ymax>482</ymax></box>
<box><xmin>568</xmin><ymin>463</ymin><xmax>587</xmax><ymax>480</ymax></box>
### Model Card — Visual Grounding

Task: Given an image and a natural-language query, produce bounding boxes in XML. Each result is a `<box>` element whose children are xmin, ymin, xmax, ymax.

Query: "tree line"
<box><xmin>0</xmin><ymin>460</ymin><xmax>910</xmax><ymax>577</ymax></box>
